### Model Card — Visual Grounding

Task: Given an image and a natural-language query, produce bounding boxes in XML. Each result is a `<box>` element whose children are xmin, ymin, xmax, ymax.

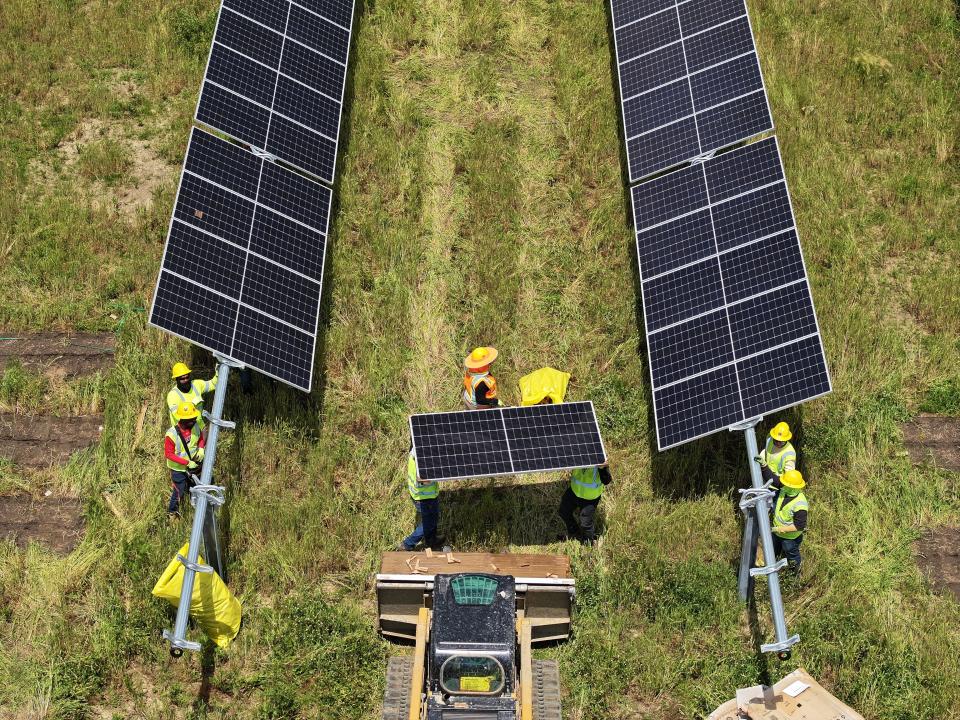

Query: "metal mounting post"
<box><xmin>730</xmin><ymin>417</ymin><xmax>800</xmax><ymax>658</ymax></box>
<box><xmin>164</xmin><ymin>355</ymin><xmax>242</xmax><ymax>657</ymax></box>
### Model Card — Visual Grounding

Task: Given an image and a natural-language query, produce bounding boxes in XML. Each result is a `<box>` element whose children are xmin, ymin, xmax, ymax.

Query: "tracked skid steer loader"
<box><xmin>376</xmin><ymin>551</ymin><xmax>574</xmax><ymax>720</ymax></box>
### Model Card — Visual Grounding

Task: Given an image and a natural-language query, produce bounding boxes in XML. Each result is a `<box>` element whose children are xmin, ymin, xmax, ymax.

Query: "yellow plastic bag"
<box><xmin>519</xmin><ymin>367</ymin><xmax>570</xmax><ymax>406</ymax></box>
<box><xmin>152</xmin><ymin>543</ymin><xmax>241</xmax><ymax>649</ymax></box>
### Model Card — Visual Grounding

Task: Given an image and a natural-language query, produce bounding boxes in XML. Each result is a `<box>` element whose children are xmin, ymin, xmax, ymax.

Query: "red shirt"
<box><xmin>164</xmin><ymin>426</ymin><xmax>206</xmax><ymax>466</ymax></box>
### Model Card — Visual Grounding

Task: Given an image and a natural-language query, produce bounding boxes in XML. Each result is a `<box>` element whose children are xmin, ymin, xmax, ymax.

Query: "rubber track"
<box><xmin>382</xmin><ymin>656</ymin><xmax>413</xmax><ymax>720</ymax></box>
<box><xmin>533</xmin><ymin>659</ymin><xmax>562</xmax><ymax>720</ymax></box>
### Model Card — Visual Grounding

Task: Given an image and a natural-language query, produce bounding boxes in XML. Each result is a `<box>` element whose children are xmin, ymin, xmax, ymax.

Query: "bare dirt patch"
<box><xmin>901</xmin><ymin>414</ymin><xmax>960</xmax><ymax>472</ymax></box>
<box><xmin>0</xmin><ymin>413</ymin><xmax>103</xmax><ymax>467</ymax></box>
<box><xmin>0</xmin><ymin>333</ymin><xmax>115</xmax><ymax>379</ymax></box>
<box><xmin>0</xmin><ymin>495</ymin><xmax>84</xmax><ymax>554</ymax></box>
<box><xmin>915</xmin><ymin>527</ymin><xmax>960</xmax><ymax>602</ymax></box>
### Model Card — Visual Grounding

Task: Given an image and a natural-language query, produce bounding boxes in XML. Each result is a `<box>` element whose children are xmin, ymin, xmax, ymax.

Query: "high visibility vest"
<box><xmin>463</xmin><ymin>371</ymin><xmax>497</xmax><ymax>409</ymax></box>
<box><xmin>407</xmin><ymin>452</ymin><xmax>438</xmax><ymax>501</ymax></box>
<box><xmin>761</xmin><ymin>439</ymin><xmax>796</xmax><ymax>477</ymax></box>
<box><xmin>167</xmin><ymin>376</ymin><xmax>217</xmax><ymax>427</ymax></box>
<box><xmin>165</xmin><ymin>425</ymin><xmax>202</xmax><ymax>471</ymax></box>
<box><xmin>773</xmin><ymin>491</ymin><xmax>808</xmax><ymax>539</ymax></box>
<box><xmin>570</xmin><ymin>467</ymin><xmax>603</xmax><ymax>501</ymax></box>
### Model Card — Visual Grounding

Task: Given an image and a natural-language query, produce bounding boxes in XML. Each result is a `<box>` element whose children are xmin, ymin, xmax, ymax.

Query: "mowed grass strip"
<box><xmin>0</xmin><ymin>0</ymin><xmax>958</xmax><ymax>718</ymax></box>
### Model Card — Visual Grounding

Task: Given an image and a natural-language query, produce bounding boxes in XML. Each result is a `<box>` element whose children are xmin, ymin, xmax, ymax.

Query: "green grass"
<box><xmin>0</xmin><ymin>0</ymin><xmax>959</xmax><ymax>718</ymax></box>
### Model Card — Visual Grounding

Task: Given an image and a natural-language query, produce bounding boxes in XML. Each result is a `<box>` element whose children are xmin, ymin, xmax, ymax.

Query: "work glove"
<box><xmin>772</xmin><ymin>525</ymin><xmax>788</xmax><ymax>534</ymax></box>
<box><xmin>753</xmin><ymin>454</ymin><xmax>767</xmax><ymax>467</ymax></box>
<box><xmin>187</xmin><ymin>460</ymin><xmax>199</xmax><ymax>470</ymax></box>
<box><xmin>196</xmin><ymin>448</ymin><xmax>205</xmax><ymax>462</ymax></box>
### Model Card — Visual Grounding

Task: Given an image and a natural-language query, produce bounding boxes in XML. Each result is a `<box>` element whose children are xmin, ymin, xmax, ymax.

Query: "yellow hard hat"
<box><xmin>171</xmin><ymin>362</ymin><xmax>191</xmax><ymax>379</ymax></box>
<box><xmin>464</xmin><ymin>346</ymin><xmax>498</xmax><ymax>370</ymax></box>
<box><xmin>770</xmin><ymin>421</ymin><xmax>792</xmax><ymax>442</ymax></box>
<box><xmin>781</xmin><ymin>469</ymin><xmax>805</xmax><ymax>489</ymax></box>
<box><xmin>174</xmin><ymin>401</ymin><xmax>200</xmax><ymax>421</ymax></box>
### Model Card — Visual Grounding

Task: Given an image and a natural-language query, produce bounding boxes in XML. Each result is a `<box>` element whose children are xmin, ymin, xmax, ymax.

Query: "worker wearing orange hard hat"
<box><xmin>462</xmin><ymin>347</ymin><xmax>499</xmax><ymax>410</ymax></box>
<box><xmin>164</xmin><ymin>401</ymin><xmax>206</xmax><ymax>516</ymax></box>
<box><xmin>771</xmin><ymin>469</ymin><xmax>809</xmax><ymax>575</ymax></box>
<box><xmin>753</xmin><ymin>421</ymin><xmax>797</xmax><ymax>483</ymax></box>
<box><xmin>167</xmin><ymin>361</ymin><xmax>218</xmax><ymax>431</ymax></box>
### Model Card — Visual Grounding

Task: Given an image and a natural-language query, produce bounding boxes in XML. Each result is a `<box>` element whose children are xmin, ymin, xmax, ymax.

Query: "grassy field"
<box><xmin>1</xmin><ymin>0</ymin><xmax>959</xmax><ymax>717</ymax></box>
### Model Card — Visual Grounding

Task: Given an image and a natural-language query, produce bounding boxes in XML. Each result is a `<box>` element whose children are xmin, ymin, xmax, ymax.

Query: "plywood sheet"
<box><xmin>709</xmin><ymin>669</ymin><xmax>863</xmax><ymax>720</ymax></box>
<box><xmin>380</xmin><ymin>551</ymin><xmax>570</xmax><ymax>579</ymax></box>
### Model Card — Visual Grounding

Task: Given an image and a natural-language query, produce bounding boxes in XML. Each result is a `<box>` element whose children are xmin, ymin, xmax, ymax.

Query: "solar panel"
<box><xmin>632</xmin><ymin>137</ymin><xmax>830</xmax><ymax>449</ymax></box>
<box><xmin>194</xmin><ymin>0</ymin><xmax>356</xmax><ymax>184</ymax></box>
<box><xmin>610</xmin><ymin>0</ymin><xmax>772</xmax><ymax>182</ymax></box>
<box><xmin>410</xmin><ymin>402</ymin><xmax>608</xmax><ymax>481</ymax></box>
<box><xmin>149</xmin><ymin>127</ymin><xmax>330</xmax><ymax>391</ymax></box>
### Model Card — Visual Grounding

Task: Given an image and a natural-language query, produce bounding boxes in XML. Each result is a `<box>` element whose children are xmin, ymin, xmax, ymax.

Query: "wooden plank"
<box><xmin>519</xmin><ymin>619</ymin><xmax>533</xmax><ymax>720</ymax></box>
<box><xmin>408</xmin><ymin>607</ymin><xmax>429</xmax><ymax>720</ymax></box>
<box><xmin>381</xmin><ymin>552</ymin><xmax>570</xmax><ymax>578</ymax></box>
<box><xmin>708</xmin><ymin>669</ymin><xmax>864</xmax><ymax>720</ymax></box>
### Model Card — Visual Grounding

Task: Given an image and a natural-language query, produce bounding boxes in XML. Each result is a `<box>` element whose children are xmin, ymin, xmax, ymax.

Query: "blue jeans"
<box><xmin>403</xmin><ymin>497</ymin><xmax>439</xmax><ymax>550</ymax></box>
<box><xmin>773</xmin><ymin>534</ymin><xmax>803</xmax><ymax>572</ymax></box>
<box><xmin>169</xmin><ymin>470</ymin><xmax>191</xmax><ymax>513</ymax></box>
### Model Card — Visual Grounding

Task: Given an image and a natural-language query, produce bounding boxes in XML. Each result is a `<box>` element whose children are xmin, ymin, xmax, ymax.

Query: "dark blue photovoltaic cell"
<box><xmin>184</xmin><ymin>128</ymin><xmax>261</xmax><ymax>197</ymax></box>
<box><xmin>720</xmin><ymin>228</ymin><xmax>805</xmax><ymax>303</ymax></box>
<box><xmin>611</xmin><ymin>0</ymin><xmax>675</xmax><ymax>28</ymax></box>
<box><xmin>250</xmin><ymin>209</ymin><xmax>326</xmax><ymax>280</ymax></box>
<box><xmin>174</xmin><ymin>173</ymin><xmax>255</xmax><ymax>248</ymax></box>
<box><xmin>690</xmin><ymin>52</ymin><xmax>763</xmax><ymax>110</ymax></box>
<box><xmin>280</xmin><ymin>39</ymin><xmax>344</xmax><ymax>100</ymax></box>
<box><xmin>411</xmin><ymin>410</ymin><xmax>513</xmax><ymax>481</ymax></box>
<box><xmin>637</xmin><ymin>209</ymin><xmax>715</xmax><ymax>279</ymax></box>
<box><xmin>705</xmin><ymin>136</ymin><xmax>782</xmax><ymax>201</ymax></box>
<box><xmin>288</xmin><ymin>5</ymin><xmax>350</xmax><ymax>63</ymax></box>
<box><xmin>206</xmin><ymin>44</ymin><xmax>277</xmax><ymax>108</ymax></box>
<box><xmin>151</xmin><ymin>272</ymin><xmax>238</xmax><ymax>355</ymax></box>
<box><xmin>215</xmin><ymin>8</ymin><xmax>283</xmax><ymax>68</ymax></box>
<box><xmin>223</xmin><ymin>0</ymin><xmax>287</xmax><ymax>33</ymax></box>
<box><xmin>623</xmin><ymin>79</ymin><xmax>693</xmax><ymax>138</ymax></box>
<box><xmin>712</xmin><ymin>183</ymin><xmax>793</xmax><ymax>251</ymax></box>
<box><xmin>164</xmin><ymin>222</ymin><xmax>247</xmax><ymax>298</ymax></box>
<box><xmin>615</xmin><ymin>9</ymin><xmax>680</xmax><ymax>62</ymax></box>
<box><xmin>631</xmin><ymin>162</ymin><xmax>707</xmax><ymax>229</ymax></box>
<box><xmin>232</xmin><ymin>306</ymin><xmax>315</xmax><ymax>389</ymax></box>
<box><xmin>737</xmin><ymin>335</ymin><xmax>830</xmax><ymax>418</ymax></box>
<box><xmin>728</xmin><ymin>281</ymin><xmax>818</xmax><ymax>357</ymax></box>
<box><xmin>678</xmin><ymin>0</ymin><xmax>746</xmax><ymax>36</ymax></box>
<box><xmin>696</xmin><ymin>91</ymin><xmax>772</xmax><ymax>153</ymax></box>
<box><xmin>297</xmin><ymin>0</ymin><xmax>355</xmax><ymax>29</ymax></box>
<box><xmin>683</xmin><ymin>16</ymin><xmax>754</xmax><ymax>73</ymax></box>
<box><xmin>653</xmin><ymin>364</ymin><xmax>742</xmax><ymax>448</ymax></box>
<box><xmin>241</xmin><ymin>254</ymin><xmax>322</xmax><ymax>332</ymax></box>
<box><xmin>627</xmin><ymin>118</ymin><xmax>700</xmax><ymax>182</ymax></box>
<box><xmin>648</xmin><ymin>309</ymin><xmax>733</xmax><ymax>386</ymax></box>
<box><xmin>619</xmin><ymin>43</ymin><xmax>687</xmax><ymax>99</ymax></box>
<box><xmin>272</xmin><ymin>75</ymin><xmax>341</xmax><ymax>139</ymax></box>
<box><xmin>258</xmin><ymin>156</ymin><xmax>332</xmax><ymax>231</ymax></box>
<box><xmin>643</xmin><ymin>258</ymin><xmax>724</xmax><ymax>332</ymax></box>
<box><xmin>502</xmin><ymin>402</ymin><xmax>606</xmax><ymax>474</ymax></box>
<box><xmin>197</xmin><ymin>82</ymin><xmax>270</xmax><ymax>149</ymax></box>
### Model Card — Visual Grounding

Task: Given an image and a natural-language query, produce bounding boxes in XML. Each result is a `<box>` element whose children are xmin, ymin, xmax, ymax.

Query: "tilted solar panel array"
<box><xmin>150</xmin><ymin>0</ymin><xmax>355</xmax><ymax>391</ymax></box>
<box><xmin>609</xmin><ymin>0</ymin><xmax>831</xmax><ymax>449</ymax></box>
<box><xmin>197</xmin><ymin>0</ymin><xmax>355</xmax><ymax>184</ymax></box>
<box><xmin>410</xmin><ymin>402</ymin><xmax>608</xmax><ymax>481</ymax></box>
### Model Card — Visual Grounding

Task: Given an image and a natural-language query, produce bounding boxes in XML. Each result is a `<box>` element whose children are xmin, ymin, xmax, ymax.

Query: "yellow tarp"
<box><xmin>519</xmin><ymin>367</ymin><xmax>570</xmax><ymax>406</ymax></box>
<box><xmin>152</xmin><ymin>543</ymin><xmax>242</xmax><ymax>649</ymax></box>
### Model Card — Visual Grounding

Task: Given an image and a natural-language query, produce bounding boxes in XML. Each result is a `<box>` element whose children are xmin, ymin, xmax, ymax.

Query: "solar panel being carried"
<box><xmin>410</xmin><ymin>402</ymin><xmax>607</xmax><ymax>481</ymax></box>
<box><xmin>632</xmin><ymin>137</ymin><xmax>830</xmax><ymax>449</ymax></box>
<box><xmin>150</xmin><ymin>127</ymin><xmax>330</xmax><ymax>391</ymax></box>
<box><xmin>195</xmin><ymin>0</ymin><xmax>356</xmax><ymax>184</ymax></box>
<box><xmin>610</xmin><ymin>0</ymin><xmax>772</xmax><ymax>182</ymax></box>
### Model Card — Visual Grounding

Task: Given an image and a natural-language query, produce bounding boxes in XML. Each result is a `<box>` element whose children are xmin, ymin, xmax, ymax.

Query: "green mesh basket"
<box><xmin>451</xmin><ymin>575</ymin><xmax>498</xmax><ymax>605</ymax></box>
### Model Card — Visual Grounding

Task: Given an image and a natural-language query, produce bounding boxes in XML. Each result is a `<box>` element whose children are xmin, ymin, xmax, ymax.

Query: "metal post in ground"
<box><xmin>731</xmin><ymin>418</ymin><xmax>799</xmax><ymax>658</ymax></box>
<box><xmin>163</xmin><ymin>355</ymin><xmax>239</xmax><ymax>657</ymax></box>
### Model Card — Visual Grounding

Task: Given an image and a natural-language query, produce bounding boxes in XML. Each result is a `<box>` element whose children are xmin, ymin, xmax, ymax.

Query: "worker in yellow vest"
<box><xmin>164</xmin><ymin>401</ymin><xmax>206</xmax><ymax>515</ymax></box>
<box><xmin>754</xmin><ymin>421</ymin><xmax>796</xmax><ymax>482</ymax></box>
<box><xmin>558</xmin><ymin>462</ymin><xmax>612</xmax><ymax>544</ymax></box>
<box><xmin>399</xmin><ymin>448</ymin><xmax>447</xmax><ymax>551</ymax></box>
<box><xmin>462</xmin><ymin>347</ymin><xmax>499</xmax><ymax>410</ymax></box>
<box><xmin>167</xmin><ymin>362</ymin><xmax>218</xmax><ymax>431</ymax></box>
<box><xmin>771</xmin><ymin>469</ymin><xmax>809</xmax><ymax>574</ymax></box>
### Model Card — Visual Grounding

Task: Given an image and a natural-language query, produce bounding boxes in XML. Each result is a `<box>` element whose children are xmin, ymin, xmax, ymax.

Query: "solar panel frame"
<box><xmin>193</xmin><ymin>0</ymin><xmax>356</xmax><ymax>185</ymax></box>
<box><xmin>149</xmin><ymin>127</ymin><xmax>332</xmax><ymax>392</ymax></box>
<box><xmin>609</xmin><ymin>0</ymin><xmax>775</xmax><ymax>183</ymax></box>
<box><xmin>632</xmin><ymin>137</ymin><xmax>831</xmax><ymax>449</ymax></box>
<box><xmin>409</xmin><ymin>402</ymin><xmax>608</xmax><ymax>482</ymax></box>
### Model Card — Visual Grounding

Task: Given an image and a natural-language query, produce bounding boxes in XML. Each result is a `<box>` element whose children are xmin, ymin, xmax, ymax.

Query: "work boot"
<box><xmin>426</xmin><ymin>536</ymin><xmax>448</xmax><ymax>551</ymax></box>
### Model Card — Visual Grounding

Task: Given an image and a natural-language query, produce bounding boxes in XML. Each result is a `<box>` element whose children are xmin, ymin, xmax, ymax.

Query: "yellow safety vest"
<box><xmin>166</xmin><ymin>376</ymin><xmax>217</xmax><ymax>427</ymax></box>
<box><xmin>165</xmin><ymin>425</ymin><xmax>202</xmax><ymax>471</ymax></box>
<box><xmin>570</xmin><ymin>467</ymin><xmax>603</xmax><ymax>501</ymax></box>
<box><xmin>773</xmin><ymin>491</ymin><xmax>808</xmax><ymax>540</ymax></box>
<box><xmin>463</xmin><ymin>371</ymin><xmax>497</xmax><ymax>409</ymax></box>
<box><xmin>407</xmin><ymin>452</ymin><xmax>438</xmax><ymax>500</ymax></box>
<box><xmin>761</xmin><ymin>439</ymin><xmax>796</xmax><ymax>477</ymax></box>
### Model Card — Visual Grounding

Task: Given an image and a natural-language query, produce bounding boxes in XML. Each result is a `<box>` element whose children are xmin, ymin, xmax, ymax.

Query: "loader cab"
<box><xmin>427</xmin><ymin>574</ymin><xmax>517</xmax><ymax>718</ymax></box>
